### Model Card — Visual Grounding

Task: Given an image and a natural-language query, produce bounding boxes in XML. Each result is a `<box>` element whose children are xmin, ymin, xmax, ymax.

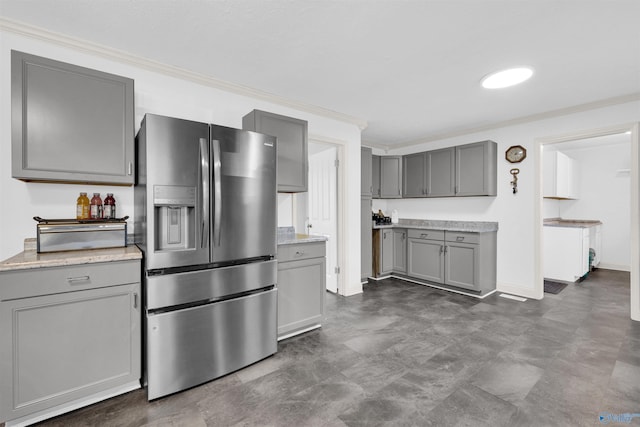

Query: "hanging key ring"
<box><xmin>510</xmin><ymin>168</ymin><xmax>520</xmax><ymax>176</ymax></box>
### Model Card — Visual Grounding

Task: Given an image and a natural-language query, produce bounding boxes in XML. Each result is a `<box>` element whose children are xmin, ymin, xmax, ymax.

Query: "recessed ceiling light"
<box><xmin>481</xmin><ymin>67</ymin><xmax>534</xmax><ymax>89</ymax></box>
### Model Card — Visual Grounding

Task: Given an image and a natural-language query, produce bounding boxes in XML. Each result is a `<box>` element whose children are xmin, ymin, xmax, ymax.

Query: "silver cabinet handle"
<box><xmin>294</xmin><ymin>251</ymin><xmax>305</xmax><ymax>257</ymax></box>
<box><xmin>128</xmin><ymin>161</ymin><xmax>133</xmax><ymax>176</ymax></box>
<box><xmin>420</xmin><ymin>233</ymin><xmax>429</xmax><ymax>239</ymax></box>
<box><xmin>439</xmin><ymin>246</ymin><xmax>444</xmax><ymax>254</ymax></box>
<box><xmin>456</xmin><ymin>236</ymin><xmax>464</xmax><ymax>242</ymax></box>
<box><xmin>133</xmin><ymin>293</ymin><xmax>138</xmax><ymax>308</ymax></box>
<box><xmin>444</xmin><ymin>245</ymin><xmax>448</xmax><ymax>253</ymax></box>
<box><xmin>67</xmin><ymin>276</ymin><xmax>90</xmax><ymax>284</ymax></box>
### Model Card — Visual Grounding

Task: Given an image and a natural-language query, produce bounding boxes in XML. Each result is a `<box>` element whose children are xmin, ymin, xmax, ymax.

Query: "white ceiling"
<box><xmin>2</xmin><ymin>1</ymin><xmax>640</xmax><ymax>148</ymax></box>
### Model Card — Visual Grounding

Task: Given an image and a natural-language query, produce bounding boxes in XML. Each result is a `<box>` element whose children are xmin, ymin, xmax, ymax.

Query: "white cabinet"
<box><xmin>0</xmin><ymin>260</ymin><xmax>141</xmax><ymax>425</ymax></box>
<box><xmin>277</xmin><ymin>242</ymin><xmax>326</xmax><ymax>339</ymax></box>
<box><xmin>543</xmin><ymin>226</ymin><xmax>590</xmax><ymax>281</ymax></box>
<box><xmin>544</xmin><ymin>150</ymin><xmax>578</xmax><ymax>199</ymax></box>
<box><xmin>590</xmin><ymin>224</ymin><xmax>602</xmax><ymax>267</ymax></box>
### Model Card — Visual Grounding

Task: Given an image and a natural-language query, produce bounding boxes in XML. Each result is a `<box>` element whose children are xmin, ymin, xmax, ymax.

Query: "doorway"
<box><xmin>534</xmin><ymin>123</ymin><xmax>640</xmax><ymax>321</ymax></box>
<box><xmin>298</xmin><ymin>140</ymin><xmax>341</xmax><ymax>294</ymax></box>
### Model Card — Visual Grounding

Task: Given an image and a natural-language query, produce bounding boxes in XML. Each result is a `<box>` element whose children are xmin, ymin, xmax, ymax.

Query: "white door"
<box><xmin>308</xmin><ymin>143</ymin><xmax>338</xmax><ymax>293</ymax></box>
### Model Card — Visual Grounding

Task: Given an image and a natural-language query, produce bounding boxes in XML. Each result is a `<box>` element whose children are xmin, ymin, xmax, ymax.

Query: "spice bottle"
<box><xmin>76</xmin><ymin>192</ymin><xmax>90</xmax><ymax>220</ymax></box>
<box><xmin>103</xmin><ymin>193</ymin><xmax>116</xmax><ymax>219</ymax></box>
<box><xmin>90</xmin><ymin>193</ymin><xmax>103</xmax><ymax>219</ymax></box>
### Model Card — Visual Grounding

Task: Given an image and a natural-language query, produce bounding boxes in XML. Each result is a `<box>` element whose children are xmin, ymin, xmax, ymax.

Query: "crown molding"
<box><xmin>388</xmin><ymin>92</ymin><xmax>640</xmax><ymax>151</ymax></box>
<box><xmin>0</xmin><ymin>17</ymin><xmax>368</xmax><ymax>131</ymax></box>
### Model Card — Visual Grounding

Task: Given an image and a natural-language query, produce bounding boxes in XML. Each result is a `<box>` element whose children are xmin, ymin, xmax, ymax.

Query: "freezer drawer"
<box><xmin>146</xmin><ymin>287</ymin><xmax>277</xmax><ymax>400</ymax></box>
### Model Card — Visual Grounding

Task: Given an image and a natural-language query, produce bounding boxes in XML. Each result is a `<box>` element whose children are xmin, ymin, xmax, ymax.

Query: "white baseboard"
<box><xmin>596</xmin><ymin>263</ymin><xmax>630</xmax><ymax>272</ymax></box>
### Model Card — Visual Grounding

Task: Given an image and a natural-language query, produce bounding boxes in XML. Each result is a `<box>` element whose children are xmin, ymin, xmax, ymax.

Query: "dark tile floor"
<box><xmin>34</xmin><ymin>269</ymin><xmax>639</xmax><ymax>427</ymax></box>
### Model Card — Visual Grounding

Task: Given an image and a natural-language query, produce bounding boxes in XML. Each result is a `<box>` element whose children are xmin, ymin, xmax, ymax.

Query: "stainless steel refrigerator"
<box><xmin>134</xmin><ymin>113</ymin><xmax>277</xmax><ymax>400</ymax></box>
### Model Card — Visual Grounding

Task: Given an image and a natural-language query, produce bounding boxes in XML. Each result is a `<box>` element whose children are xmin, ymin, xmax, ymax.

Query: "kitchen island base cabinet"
<box><xmin>277</xmin><ymin>242</ymin><xmax>326</xmax><ymax>339</ymax></box>
<box><xmin>0</xmin><ymin>260</ymin><xmax>141</xmax><ymax>426</ymax></box>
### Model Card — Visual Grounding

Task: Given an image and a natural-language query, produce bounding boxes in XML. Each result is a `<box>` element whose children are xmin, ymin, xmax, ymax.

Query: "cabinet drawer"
<box><xmin>0</xmin><ymin>260</ymin><xmax>140</xmax><ymax>301</ymax></box>
<box><xmin>407</xmin><ymin>229</ymin><xmax>444</xmax><ymax>241</ymax></box>
<box><xmin>277</xmin><ymin>242</ymin><xmax>325</xmax><ymax>262</ymax></box>
<box><xmin>445</xmin><ymin>232</ymin><xmax>479</xmax><ymax>244</ymax></box>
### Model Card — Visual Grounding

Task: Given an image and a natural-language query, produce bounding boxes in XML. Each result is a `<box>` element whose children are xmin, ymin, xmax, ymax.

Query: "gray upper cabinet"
<box><xmin>455</xmin><ymin>141</ymin><xmax>497</xmax><ymax>196</ymax></box>
<box><xmin>11</xmin><ymin>50</ymin><xmax>135</xmax><ymax>185</ymax></box>
<box><xmin>361</xmin><ymin>147</ymin><xmax>372</xmax><ymax>196</ymax></box>
<box><xmin>372</xmin><ymin>154</ymin><xmax>381</xmax><ymax>198</ymax></box>
<box><xmin>380</xmin><ymin>156</ymin><xmax>402</xmax><ymax>198</ymax></box>
<box><xmin>403</xmin><ymin>152</ymin><xmax>426</xmax><ymax>198</ymax></box>
<box><xmin>243</xmin><ymin>110</ymin><xmax>308</xmax><ymax>192</ymax></box>
<box><xmin>427</xmin><ymin>147</ymin><xmax>456</xmax><ymax>197</ymax></box>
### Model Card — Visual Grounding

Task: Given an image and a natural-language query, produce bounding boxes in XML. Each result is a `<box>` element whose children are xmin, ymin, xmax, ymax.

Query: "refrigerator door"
<box><xmin>140</xmin><ymin>114</ymin><xmax>211</xmax><ymax>270</ymax></box>
<box><xmin>146</xmin><ymin>287</ymin><xmax>277</xmax><ymax>400</ymax></box>
<box><xmin>210</xmin><ymin>125</ymin><xmax>277</xmax><ymax>263</ymax></box>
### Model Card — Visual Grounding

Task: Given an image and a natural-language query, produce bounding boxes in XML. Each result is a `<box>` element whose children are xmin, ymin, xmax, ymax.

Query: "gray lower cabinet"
<box><xmin>372</xmin><ymin>155</ymin><xmax>381</xmax><ymax>198</ymax></box>
<box><xmin>407</xmin><ymin>230</ymin><xmax>445</xmax><ymax>283</ymax></box>
<box><xmin>243</xmin><ymin>110</ymin><xmax>308</xmax><ymax>192</ymax></box>
<box><xmin>380</xmin><ymin>229</ymin><xmax>394</xmax><ymax>275</ymax></box>
<box><xmin>406</xmin><ymin>229</ymin><xmax>496</xmax><ymax>293</ymax></box>
<box><xmin>277</xmin><ymin>242</ymin><xmax>326</xmax><ymax>339</ymax></box>
<box><xmin>380</xmin><ymin>156</ymin><xmax>402</xmax><ymax>198</ymax></box>
<box><xmin>392</xmin><ymin>229</ymin><xmax>407</xmax><ymax>273</ymax></box>
<box><xmin>361</xmin><ymin>147</ymin><xmax>373</xmax><ymax>197</ymax></box>
<box><xmin>361</xmin><ymin>197</ymin><xmax>372</xmax><ymax>280</ymax></box>
<box><xmin>456</xmin><ymin>141</ymin><xmax>497</xmax><ymax>196</ymax></box>
<box><xmin>11</xmin><ymin>50</ymin><xmax>135</xmax><ymax>185</ymax></box>
<box><xmin>0</xmin><ymin>260</ymin><xmax>141</xmax><ymax>425</ymax></box>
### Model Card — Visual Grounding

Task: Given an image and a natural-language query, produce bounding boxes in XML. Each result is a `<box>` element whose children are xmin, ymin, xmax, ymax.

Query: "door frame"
<box><xmin>295</xmin><ymin>135</ymin><xmax>346</xmax><ymax>295</ymax></box>
<box><xmin>533</xmin><ymin>122</ymin><xmax>639</xmax><ymax>321</ymax></box>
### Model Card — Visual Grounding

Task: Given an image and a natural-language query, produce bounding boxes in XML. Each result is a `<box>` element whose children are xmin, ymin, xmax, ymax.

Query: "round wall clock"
<box><xmin>505</xmin><ymin>145</ymin><xmax>527</xmax><ymax>163</ymax></box>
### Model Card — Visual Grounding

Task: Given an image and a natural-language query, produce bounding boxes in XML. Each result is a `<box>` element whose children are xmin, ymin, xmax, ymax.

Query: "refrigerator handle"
<box><xmin>212</xmin><ymin>139</ymin><xmax>222</xmax><ymax>247</ymax></box>
<box><xmin>199</xmin><ymin>138</ymin><xmax>210</xmax><ymax>249</ymax></box>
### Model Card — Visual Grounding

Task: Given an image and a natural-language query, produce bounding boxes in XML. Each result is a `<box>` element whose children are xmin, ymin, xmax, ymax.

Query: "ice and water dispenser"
<box><xmin>153</xmin><ymin>185</ymin><xmax>197</xmax><ymax>251</ymax></box>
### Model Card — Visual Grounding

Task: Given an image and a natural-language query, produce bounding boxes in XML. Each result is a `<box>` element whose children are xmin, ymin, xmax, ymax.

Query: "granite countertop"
<box><xmin>374</xmin><ymin>219</ymin><xmax>498</xmax><ymax>233</ymax></box>
<box><xmin>0</xmin><ymin>238</ymin><xmax>142</xmax><ymax>272</ymax></box>
<box><xmin>544</xmin><ymin>218</ymin><xmax>602</xmax><ymax>228</ymax></box>
<box><xmin>277</xmin><ymin>227</ymin><xmax>328</xmax><ymax>245</ymax></box>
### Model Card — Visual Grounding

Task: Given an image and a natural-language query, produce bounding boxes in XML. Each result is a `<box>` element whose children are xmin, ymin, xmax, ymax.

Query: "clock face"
<box><xmin>506</xmin><ymin>145</ymin><xmax>527</xmax><ymax>163</ymax></box>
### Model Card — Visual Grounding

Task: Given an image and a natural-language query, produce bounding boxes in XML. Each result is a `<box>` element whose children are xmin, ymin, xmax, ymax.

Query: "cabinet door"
<box><xmin>380</xmin><ymin>229</ymin><xmax>394</xmax><ymax>274</ymax></box>
<box><xmin>361</xmin><ymin>147</ymin><xmax>373</xmax><ymax>196</ymax></box>
<box><xmin>0</xmin><ymin>284</ymin><xmax>140</xmax><ymax>420</ymax></box>
<box><xmin>393</xmin><ymin>230</ymin><xmax>407</xmax><ymax>273</ymax></box>
<box><xmin>361</xmin><ymin>197</ymin><xmax>372</xmax><ymax>279</ymax></box>
<box><xmin>11</xmin><ymin>51</ymin><xmax>135</xmax><ymax>185</ymax></box>
<box><xmin>408</xmin><ymin>238</ymin><xmax>444</xmax><ymax>282</ymax></box>
<box><xmin>372</xmin><ymin>155</ymin><xmax>381</xmax><ymax>198</ymax></box>
<box><xmin>242</xmin><ymin>110</ymin><xmax>308</xmax><ymax>192</ymax></box>
<box><xmin>277</xmin><ymin>257</ymin><xmax>325</xmax><ymax>338</ymax></box>
<box><xmin>427</xmin><ymin>147</ymin><xmax>455</xmax><ymax>197</ymax></box>
<box><xmin>455</xmin><ymin>141</ymin><xmax>497</xmax><ymax>196</ymax></box>
<box><xmin>444</xmin><ymin>242</ymin><xmax>479</xmax><ymax>290</ymax></box>
<box><xmin>380</xmin><ymin>156</ymin><xmax>403</xmax><ymax>198</ymax></box>
<box><xmin>403</xmin><ymin>152</ymin><xmax>426</xmax><ymax>197</ymax></box>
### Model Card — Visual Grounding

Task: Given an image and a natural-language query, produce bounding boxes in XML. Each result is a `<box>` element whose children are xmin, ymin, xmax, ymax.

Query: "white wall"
<box><xmin>382</xmin><ymin>101</ymin><xmax>640</xmax><ymax>299</ymax></box>
<box><xmin>542</xmin><ymin>199</ymin><xmax>561</xmax><ymax>219</ymax></box>
<box><xmin>557</xmin><ymin>141</ymin><xmax>631</xmax><ymax>270</ymax></box>
<box><xmin>0</xmin><ymin>26</ymin><xmax>364</xmax><ymax>295</ymax></box>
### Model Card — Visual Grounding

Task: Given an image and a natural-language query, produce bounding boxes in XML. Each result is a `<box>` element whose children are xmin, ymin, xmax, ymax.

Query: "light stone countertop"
<box><xmin>0</xmin><ymin>238</ymin><xmax>142</xmax><ymax>272</ymax></box>
<box><xmin>373</xmin><ymin>219</ymin><xmax>498</xmax><ymax>233</ymax></box>
<box><xmin>543</xmin><ymin>218</ymin><xmax>602</xmax><ymax>229</ymax></box>
<box><xmin>277</xmin><ymin>227</ymin><xmax>328</xmax><ymax>245</ymax></box>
